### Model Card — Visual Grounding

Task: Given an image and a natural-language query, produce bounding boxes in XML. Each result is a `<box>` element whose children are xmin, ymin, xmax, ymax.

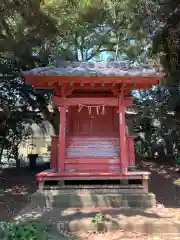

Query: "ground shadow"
<box><xmin>0</xmin><ymin>163</ymin><xmax>179</xmax><ymax>238</ymax></box>
<box><xmin>0</xmin><ymin>165</ymin><xmax>49</xmax><ymax>221</ymax></box>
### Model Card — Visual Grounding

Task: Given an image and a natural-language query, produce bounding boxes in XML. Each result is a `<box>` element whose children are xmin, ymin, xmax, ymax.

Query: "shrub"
<box><xmin>0</xmin><ymin>219</ymin><xmax>47</xmax><ymax>240</ymax></box>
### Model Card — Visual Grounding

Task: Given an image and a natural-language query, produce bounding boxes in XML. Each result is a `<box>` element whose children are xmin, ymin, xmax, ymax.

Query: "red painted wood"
<box><xmin>65</xmin><ymin>163</ymin><xmax>120</xmax><ymax>171</ymax></box>
<box><xmin>124</xmin><ymin>98</ymin><xmax>134</xmax><ymax>107</ymax></box>
<box><xmin>72</xmin><ymin>93</ymin><xmax>115</xmax><ymax>97</ymax></box>
<box><xmin>70</xmin><ymin>95</ymin><xmax>133</xmax><ymax>107</ymax></box>
<box><xmin>25</xmin><ymin>75</ymin><xmax>160</xmax><ymax>86</ymax></box>
<box><xmin>36</xmin><ymin>171</ymin><xmax>150</xmax><ymax>180</ymax></box>
<box><xmin>127</xmin><ymin>136</ymin><xmax>135</xmax><ymax>166</ymax></box>
<box><xmin>52</xmin><ymin>96</ymin><xmax>133</xmax><ymax>107</ymax></box>
<box><xmin>65</xmin><ymin>157</ymin><xmax>121</xmax><ymax>173</ymax></box>
<box><xmin>26</xmin><ymin>69</ymin><xmax>159</xmax><ymax>180</ymax></box>
<box><xmin>119</xmin><ymin>99</ymin><xmax>128</xmax><ymax>173</ymax></box>
<box><xmin>65</xmin><ymin>158</ymin><xmax>120</xmax><ymax>164</ymax></box>
<box><xmin>66</xmin><ymin>105</ymin><xmax>120</xmax><ymax>173</ymax></box>
<box><xmin>66</xmin><ymin>137</ymin><xmax>120</xmax><ymax>140</ymax></box>
<box><xmin>65</xmin><ymin>83</ymin><xmax>120</xmax><ymax>91</ymax></box>
<box><xmin>31</xmin><ymin>83</ymin><xmax>156</xmax><ymax>94</ymax></box>
<box><xmin>58</xmin><ymin>106</ymin><xmax>66</xmax><ymax>173</ymax></box>
<box><xmin>66</xmin><ymin>137</ymin><xmax>119</xmax><ymax>157</ymax></box>
<box><xmin>65</xmin><ymin>169</ymin><xmax>120</xmax><ymax>173</ymax></box>
<box><xmin>50</xmin><ymin>136</ymin><xmax>58</xmax><ymax>169</ymax></box>
<box><xmin>68</xmin><ymin>107</ymin><xmax>119</xmax><ymax>137</ymax></box>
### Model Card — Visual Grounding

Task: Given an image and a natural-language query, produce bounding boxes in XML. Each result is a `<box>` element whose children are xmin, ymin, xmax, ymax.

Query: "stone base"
<box><xmin>32</xmin><ymin>190</ymin><xmax>156</xmax><ymax>208</ymax></box>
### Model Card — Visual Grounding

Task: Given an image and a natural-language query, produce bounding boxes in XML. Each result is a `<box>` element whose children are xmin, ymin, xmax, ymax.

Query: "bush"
<box><xmin>0</xmin><ymin>220</ymin><xmax>48</xmax><ymax>240</ymax></box>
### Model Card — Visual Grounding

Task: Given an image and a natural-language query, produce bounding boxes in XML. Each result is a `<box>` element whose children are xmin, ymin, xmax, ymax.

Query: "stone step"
<box><xmin>32</xmin><ymin>191</ymin><xmax>156</xmax><ymax>208</ymax></box>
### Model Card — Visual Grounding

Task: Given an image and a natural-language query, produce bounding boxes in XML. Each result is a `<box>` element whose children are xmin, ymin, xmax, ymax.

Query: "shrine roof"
<box><xmin>23</xmin><ymin>61</ymin><xmax>163</xmax><ymax>90</ymax></box>
<box><xmin>24</xmin><ymin>61</ymin><xmax>162</xmax><ymax>79</ymax></box>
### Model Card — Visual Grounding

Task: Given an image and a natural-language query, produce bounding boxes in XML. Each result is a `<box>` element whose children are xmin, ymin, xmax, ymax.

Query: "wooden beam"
<box><xmin>52</xmin><ymin>96</ymin><xmax>133</xmax><ymax>107</ymax></box>
<box><xmin>65</xmin><ymin>163</ymin><xmax>120</xmax><ymax>171</ymax></box>
<box><xmin>71</xmin><ymin>93</ymin><xmax>115</xmax><ymax>98</ymax></box>
<box><xmin>32</xmin><ymin>82</ymin><xmax>153</xmax><ymax>92</ymax></box>
<box><xmin>58</xmin><ymin>106</ymin><xmax>66</xmax><ymax>173</ymax></box>
<box><xmin>53</xmin><ymin>96</ymin><xmax>118</xmax><ymax>106</ymax></box>
<box><xmin>36</xmin><ymin>171</ymin><xmax>150</xmax><ymax>180</ymax></box>
<box><xmin>67</xmin><ymin>83</ymin><xmax>119</xmax><ymax>91</ymax></box>
<box><xmin>25</xmin><ymin>75</ymin><xmax>160</xmax><ymax>86</ymax></box>
<box><xmin>124</xmin><ymin>97</ymin><xmax>134</xmax><ymax>107</ymax></box>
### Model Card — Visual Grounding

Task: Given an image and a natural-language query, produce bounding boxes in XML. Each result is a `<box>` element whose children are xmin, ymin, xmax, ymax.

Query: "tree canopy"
<box><xmin>1</xmin><ymin>0</ymin><xmax>180</xmax><ymax>165</ymax></box>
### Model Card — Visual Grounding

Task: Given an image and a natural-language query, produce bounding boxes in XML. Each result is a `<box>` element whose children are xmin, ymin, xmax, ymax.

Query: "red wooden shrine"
<box><xmin>23</xmin><ymin>61</ymin><xmax>162</xmax><ymax>187</ymax></box>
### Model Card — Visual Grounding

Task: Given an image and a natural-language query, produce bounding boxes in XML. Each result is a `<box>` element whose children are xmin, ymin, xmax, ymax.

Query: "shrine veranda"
<box><xmin>23</xmin><ymin>61</ymin><xmax>163</xmax><ymax>194</ymax></box>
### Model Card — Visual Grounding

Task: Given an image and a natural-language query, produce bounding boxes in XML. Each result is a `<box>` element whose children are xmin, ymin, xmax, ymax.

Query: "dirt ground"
<box><xmin>0</xmin><ymin>161</ymin><xmax>180</xmax><ymax>239</ymax></box>
<box><xmin>0</xmin><ymin>167</ymin><xmax>38</xmax><ymax>220</ymax></box>
<box><xmin>140</xmin><ymin>160</ymin><xmax>180</xmax><ymax>208</ymax></box>
<box><xmin>70</xmin><ymin>231</ymin><xmax>180</xmax><ymax>240</ymax></box>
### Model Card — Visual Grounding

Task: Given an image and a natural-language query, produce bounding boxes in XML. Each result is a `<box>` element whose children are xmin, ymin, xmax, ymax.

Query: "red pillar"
<box><xmin>50</xmin><ymin>136</ymin><xmax>58</xmax><ymax>169</ymax></box>
<box><xmin>127</xmin><ymin>136</ymin><xmax>135</xmax><ymax>167</ymax></box>
<box><xmin>119</xmin><ymin>96</ymin><xmax>128</xmax><ymax>173</ymax></box>
<box><xmin>58</xmin><ymin>106</ymin><xmax>66</xmax><ymax>173</ymax></box>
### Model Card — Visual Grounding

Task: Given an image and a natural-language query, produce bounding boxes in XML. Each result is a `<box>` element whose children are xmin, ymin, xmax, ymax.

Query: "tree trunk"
<box><xmin>165</xmin><ymin>138</ymin><xmax>173</xmax><ymax>157</ymax></box>
<box><xmin>0</xmin><ymin>136</ymin><xmax>5</xmax><ymax>165</ymax></box>
<box><xmin>35</xmin><ymin>94</ymin><xmax>60</xmax><ymax>135</ymax></box>
<box><xmin>13</xmin><ymin>145</ymin><xmax>20</xmax><ymax>168</ymax></box>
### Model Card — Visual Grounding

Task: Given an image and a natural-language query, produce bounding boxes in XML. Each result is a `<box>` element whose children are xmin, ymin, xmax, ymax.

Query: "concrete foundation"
<box><xmin>32</xmin><ymin>189</ymin><xmax>156</xmax><ymax>209</ymax></box>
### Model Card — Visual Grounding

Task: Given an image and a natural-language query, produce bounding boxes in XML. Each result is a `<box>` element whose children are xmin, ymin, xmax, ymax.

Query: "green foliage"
<box><xmin>150</xmin><ymin>0</ymin><xmax>180</xmax><ymax>86</ymax></box>
<box><xmin>174</xmin><ymin>179</ymin><xmax>180</xmax><ymax>185</ymax></box>
<box><xmin>0</xmin><ymin>0</ymin><xmax>155</xmax><ymax>139</ymax></box>
<box><xmin>1</xmin><ymin>0</ymin><xmax>180</xmax><ymax>164</ymax></box>
<box><xmin>92</xmin><ymin>213</ymin><xmax>105</xmax><ymax>225</ymax></box>
<box><xmin>175</xmin><ymin>157</ymin><xmax>180</xmax><ymax>165</ymax></box>
<box><xmin>0</xmin><ymin>220</ymin><xmax>48</xmax><ymax>240</ymax></box>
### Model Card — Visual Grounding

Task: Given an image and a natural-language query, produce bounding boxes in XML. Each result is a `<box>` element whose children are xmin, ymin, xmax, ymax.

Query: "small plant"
<box><xmin>92</xmin><ymin>213</ymin><xmax>106</xmax><ymax>232</ymax></box>
<box><xmin>174</xmin><ymin>178</ymin><xmax>180</xmax><ymax>185</ymax></box>
<box><xmin>92</xmin><ymin>212</ymin><xmax>105</xmax><ymax>225</ymax></box>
